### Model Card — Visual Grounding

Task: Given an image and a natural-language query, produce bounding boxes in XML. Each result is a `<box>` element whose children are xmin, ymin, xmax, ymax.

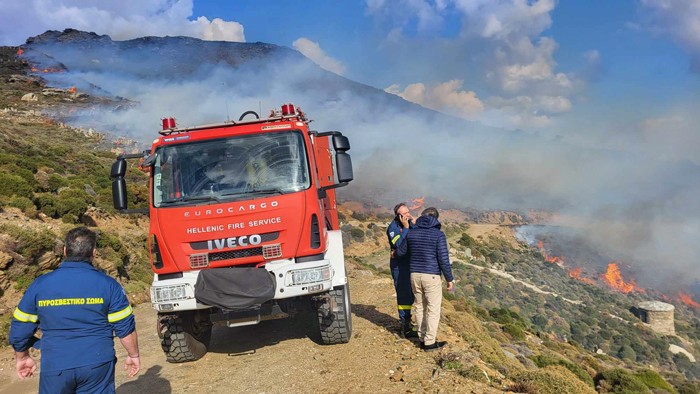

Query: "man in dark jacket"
<box><xmin>396</xmin><ymin>207</ymin><xmax>454</xmax><ymax>351</ymax></box>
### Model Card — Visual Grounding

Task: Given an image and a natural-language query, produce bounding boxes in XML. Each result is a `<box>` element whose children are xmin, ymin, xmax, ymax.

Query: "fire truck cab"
<box><xmin>111</xmin><ymin>104</ymin><xmax>353</xmax><ymax>362</ymax></box>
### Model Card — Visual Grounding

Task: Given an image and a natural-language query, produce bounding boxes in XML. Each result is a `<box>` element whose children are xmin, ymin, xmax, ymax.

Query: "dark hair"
<box><xmin>421</xmin><ymin>207</ymin><xmax>439</xmax><ymax>219</ymax></box>
<box><xmin>393</xmin><ymin>202</ymin><xmax>407</xmax><ymax>216</ymax></box>
<box><xmin>65</xmin><ymin>227</ymin><xmax>97</xmax><ymax>262</ymax></box>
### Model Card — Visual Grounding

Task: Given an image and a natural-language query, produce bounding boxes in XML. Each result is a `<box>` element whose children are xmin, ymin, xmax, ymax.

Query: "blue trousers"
<box><xmin>391</xmin><ymin>263</ymin><xmax>414</xmax><ymax>324</ymax></box>
<box><xmin>39</xmin><ymin>359</ymin><xmax>116</xmax><ymax>394</ymax></box>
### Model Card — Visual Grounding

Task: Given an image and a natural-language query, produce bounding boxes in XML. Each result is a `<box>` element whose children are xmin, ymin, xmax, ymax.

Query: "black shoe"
<box><xmin>403</xmin><ymin>330</ymin><xmax>419</xmax><ymax>339</ymax></box>
<box><xmin>419</xmin><ymin>341</ymin><xmax>425</xmax><ymax>349</ymax></box>
<box><xmin>423</xmin><ymin>341</ymin><xmax>447</xmax><ymax>351</ymax></box>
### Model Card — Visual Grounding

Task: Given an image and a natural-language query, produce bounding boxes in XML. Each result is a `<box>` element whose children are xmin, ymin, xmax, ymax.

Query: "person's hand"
<box><xmin>400</xmin><ymin>214</ymin><xmax>410</xmax><ymax>228</ymax></box>
<box><xmin>446</xmin><ymin>281</ymin><xmax>454</xmax><ymax>292</ymax></box>
<box><xmin>124</xmin><ymin>355</ymin><xmax>140</xmax><ymax>378</ymax></box>
<box><xmin>16</xmin><ymin>355</ymin><xmax>36</xmax><ymax>379</ymax></box>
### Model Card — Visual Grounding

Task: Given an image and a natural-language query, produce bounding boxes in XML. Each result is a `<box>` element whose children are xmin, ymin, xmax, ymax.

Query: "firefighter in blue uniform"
<box><xmin>9</xmin><ymin>227</ymin><xmax>140</xmax><ymax>393</ymax></box>
<box><xmin>386</xmin><ymin>202</ymin><xmax>418</xmax><ymax>338</ymax></box>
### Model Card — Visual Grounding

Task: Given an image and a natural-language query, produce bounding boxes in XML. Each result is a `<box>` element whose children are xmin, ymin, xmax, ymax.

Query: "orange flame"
<box><xmin>536</xmin><ymin>241</ymin><xmax>565</xmax><ymax>266</ymax></box>
<box><xmin>568</xmin><ymin>267</ymin><xmax>596</xmax><ymax>285</ymax></box>
<box><xmin>68</xmin><ymin>86</ymin><xmax>76</xmax><ymax>94</ymax></box>
<box><xmin>409</xmin><ymin>197</ymin><xmax>425</xmax><ymax>211</ymax></box>
<box><xmin>17</xmin><ymin>48</ymin><xmax>24</xmax><ymax>56</ymax></box>
<box><xmin>678</xmin><ymin>292</ymin><xmax>700</xmax><ymax>309</ymax></box>
<box><xmin>601</xmin><ymin>262</ymin><xmax>644</xmax><ymax>294</ymax></box>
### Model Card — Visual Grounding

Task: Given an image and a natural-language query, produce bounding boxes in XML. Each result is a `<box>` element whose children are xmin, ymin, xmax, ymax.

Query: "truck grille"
<box><xmin>209</xmin><ymin>247</ymin><xmax>263</xmax><ymax>262</ymax></box>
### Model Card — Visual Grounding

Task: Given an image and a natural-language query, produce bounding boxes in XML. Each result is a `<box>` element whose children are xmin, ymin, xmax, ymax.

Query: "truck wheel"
<box><xmin>317</xmin><ymin>284</ymin><xmax>352</xmax><ymax>344</ymax></box>
<box><xmin>158</xmin><ymin>310</ymin><xmax>212</xmax><ymax>363</ymax></box>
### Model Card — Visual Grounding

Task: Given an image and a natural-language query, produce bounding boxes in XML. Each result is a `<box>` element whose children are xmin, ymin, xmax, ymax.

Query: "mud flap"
<box><xmin>195</xmin><ymin>267</ymin><xmax>276</xmax><ymax>310</ymax></box>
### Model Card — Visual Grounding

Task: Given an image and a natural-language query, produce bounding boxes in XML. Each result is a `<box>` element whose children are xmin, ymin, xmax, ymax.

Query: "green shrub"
<box><xmin>634</xmin><ymin>369</ymin><xmax>676</xmax><ymax>393</ymax></box>
<box><xmin>8</xmin><ymin>196</ymin><xmax>37</xmax><ymax>215</ymax></box>
<box><xmin>350</xmin><ymin>227</ymin><xmax>365</xmax><ymax>241</ymax></box>
<box><xmin>0</xmin><ymin>172</ymin><xmax>34</xmax><ymax>198</ymax></box>
<box><xmin>34</xmin><ymin>193</ymin><xmax>58</xmax><ymax>217</ymax></box>
<box><xmin>47</xmin><ymin>174</ymin><xmax>68</xmax><ymax>191</ymax></box>
<box><xmin>350</xmin><ymin>210</ymin><xmax>368</xmax><ymax>221</ymax></box>
<box><xmin>0</xmin><ymin>223</ymin><xmax>57</xmax><ymax>261</ymax></box>
<box><xmin>595</xmin><ymin>369</ymin><xmax>650</xmax><ymax>394</ymax></box>
<box><xmin>530</xmin><ymin>354</ymin><xmax>595</xmax><ymax>387</ymax></box>
<box><xmin>511</xmin><ymin>366</ymin><xmax>596</xmax><ymax>394</ymax></box>
<box><xmin>14</xmin><ymin>274</ymin><xmax>36</xmax><ymax>291</ymax></box>
<box><xmin>503</xmin><ymin>323</ymin><xmax>525</xmax><ymax>340</ymax></box>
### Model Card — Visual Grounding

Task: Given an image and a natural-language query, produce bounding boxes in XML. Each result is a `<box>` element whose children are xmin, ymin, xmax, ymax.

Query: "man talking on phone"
<box><xmin>386</xmin><ymin>202</ymin><xmax>418</xmax><ymax>338</ymax></box>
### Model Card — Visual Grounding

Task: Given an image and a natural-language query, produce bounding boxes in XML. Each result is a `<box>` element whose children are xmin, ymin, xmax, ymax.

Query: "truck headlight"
<box><xmin>151</xmin><ymin>284</ymin><xmax>188</xmax><ymax>303</ymax></box>
<box><xmin>288</xmin><ymin>266</ymin><xmax>331</xmax><ymax>286</ymax></box>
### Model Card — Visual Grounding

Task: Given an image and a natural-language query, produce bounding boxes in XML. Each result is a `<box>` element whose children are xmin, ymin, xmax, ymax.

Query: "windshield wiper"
<box><xmin>160</xmin><ymin>195</ymin><xmax>223</xmax><ymax>205</ymax></box>
<box><xmin>246</xmin><ymin>188</ymin><xmax>286</xmax><ymax>195</ymax></box>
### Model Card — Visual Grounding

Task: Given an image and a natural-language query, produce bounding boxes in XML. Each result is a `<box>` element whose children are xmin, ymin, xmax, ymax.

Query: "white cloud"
<box><xmin>491</xmin><ymin>37</ymin><xmax>574</xmax><ymax>93</ymax></box>
<box><xmin>366</xmin><ymin>0</ymin><xmax>447</xmax><ymax>32</ymax></box>
<box><xmin>641</xmin><ymin>0</ymin><xmax>700</xmax><ymax>54</ymax></box>
<box><xmin>292</xmin><ymin>38</ymin><xmax>346</xmax><ymax>76</ymax></box>
<box><xmin>386</xmin><ymin>80</ymin><xmax>484</xmax><ymax>119</ymax></box>
<box><xmin>0</xmin><ymin>0</ymin><xmax>245</xmax><ymax>45</ymax></box>
<box><xmin>454</xmin><ymin>0</ymin><xmax>556</xmax><ymax>39</ymax></box>
<box><xmin>367</xmin><ymin>0</ymin><xmax>576</xmax><ymax>130</ymax></box>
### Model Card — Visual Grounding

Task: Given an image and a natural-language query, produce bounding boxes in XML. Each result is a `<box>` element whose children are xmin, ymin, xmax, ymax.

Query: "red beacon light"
<box><xmin>161</xmin><ymin>117</ymin><xmax>176</xmax><ymax>130</ymax></box>
<box><xmin>281</xmin><ymin>103</ymin><xmax>295</xmax><ymax>116</ymax></box>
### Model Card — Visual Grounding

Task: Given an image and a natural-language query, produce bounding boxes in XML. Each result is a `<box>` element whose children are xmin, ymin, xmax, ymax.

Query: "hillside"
<box><xmin>1</xmin><ymin>42</ymin><xmax>699</xmax><ymax>393</ymax></box>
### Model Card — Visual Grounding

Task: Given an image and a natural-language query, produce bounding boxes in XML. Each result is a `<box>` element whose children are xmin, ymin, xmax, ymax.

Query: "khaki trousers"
<box><xmin>410</xmin><ymin>273</ymin><xmax>442</xmax><ymax>346</ymax></box>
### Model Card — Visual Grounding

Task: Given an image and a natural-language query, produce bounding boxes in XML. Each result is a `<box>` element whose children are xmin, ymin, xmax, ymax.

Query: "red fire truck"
<box><xmin>111</xmin><ymin>103</ymin><xmax>353</xmax><ymax>362</ymax></box>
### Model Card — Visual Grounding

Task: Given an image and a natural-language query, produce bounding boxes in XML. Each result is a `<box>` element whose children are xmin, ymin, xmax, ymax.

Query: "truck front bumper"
<box><xmin>151</xmin><ymin>258</ymin><xmax>342</xmax><ymax>312</ymax></box>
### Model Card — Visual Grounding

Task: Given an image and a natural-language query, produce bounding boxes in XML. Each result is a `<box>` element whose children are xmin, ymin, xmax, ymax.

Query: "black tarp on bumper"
<box><xmin>194</xmin><ymin>267</ymin><xmax>276</xmax><ymax>310</ymax></box>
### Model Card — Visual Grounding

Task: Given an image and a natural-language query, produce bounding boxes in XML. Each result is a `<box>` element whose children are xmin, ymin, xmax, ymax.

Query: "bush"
<box><xmin>34</xmin><ymin>193</ymin><xmax>58</xmax><ymax>217</ymax></box>
<box><xmin>350</xmin><ymin>210</ymin><xmax>368</xmax><ymax>221</ymax></box>
<box><xmin>0</xmin><ymin>172</ymin><xmax>34</xmax><ymax>198</ymax></box>
<box><xmin>8</xmin><ymin>196</ymin><xmax>37</xmax><ymax>215</ymax></box>
<box><xmin>634</xmin><ymin>369</ymin><xmax>676</xmax><ymax>393</ymax></box>
<box><xmin>595</xmin><ymin>369</ymin><xmax>650</xmax><ymax>394</ymax></box>
<box><xmin>47</xmin><ymin>173</ymin><xmax>68</xmax><ymax>191</ymax></box>
<box><xmin>0</xmin><ymin>223</ymin><xmax>57</xmax><ymax>261</ymax></box>
<box><xmin>503</xmin><ymin>323</ymin><xmax>525</xmax><ymax>340</ymax></box>
<box><xmin>350</xmin><ymin>227</ymin><xmax>365</xmax><ymax>241</ymax></box>
<box><xmin>511</xmin><ymin>366</ymin><xmax>596</xmax><ymax>394</ymax></box>
<box><xmin>530</xmin><ymin>354</ymin><xmax>595</xmax><ymax>387</ymax></box>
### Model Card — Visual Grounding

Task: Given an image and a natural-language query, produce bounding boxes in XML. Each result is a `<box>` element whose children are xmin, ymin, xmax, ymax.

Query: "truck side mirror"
<box><xmin>112</xmin><ymin>177</ymin><xmax>128</xmax><ymax>210</ymax></box>
<box><xmin>110</xmin><ymin>159</ymin><xmax>127</xmax><ymax>178</ymax></box>
<box><xmin>111</xmin><ymin>158</ymin><xmax>128</xmax><ymax>210</ymax></box>
<box><xmin>335</xmin><ymin>152</ymin><xmax>353</xmax><ymax>184</ymax></box>
<box><xmin>313</xmin><ymin>132</ymin><xmax>354</xmax><ymax>190</ymax></box>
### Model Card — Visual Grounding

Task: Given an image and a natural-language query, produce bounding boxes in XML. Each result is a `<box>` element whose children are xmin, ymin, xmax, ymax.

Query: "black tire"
<box><xmin>158</xmin><ymin>310</ymin><xmax>212</xmax><ymax>363</ymax></box>
<box><xmin>317</xmin><ymin>284</ymin><xmax>352</xmax><ymax>344</ymax></box>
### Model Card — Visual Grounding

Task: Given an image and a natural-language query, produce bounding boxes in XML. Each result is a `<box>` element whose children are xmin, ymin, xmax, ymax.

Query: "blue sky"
<box><xmin>0</xmin><ymin>0</ymin><xmax>699</xmax><ymax>161</ymax></box>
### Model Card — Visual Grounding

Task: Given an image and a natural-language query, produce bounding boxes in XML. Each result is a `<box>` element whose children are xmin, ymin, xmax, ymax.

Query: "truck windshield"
<box><xmin>152</xmin><ymin>131</ymin><xmax>310</xmax><ymax>207</ymax></box>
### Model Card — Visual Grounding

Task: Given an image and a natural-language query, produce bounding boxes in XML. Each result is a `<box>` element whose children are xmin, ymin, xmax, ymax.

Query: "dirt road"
<box><xmin>0</xmin><ymin>263</ymin><xmax>496</xmax><ymax>394</ymax></box>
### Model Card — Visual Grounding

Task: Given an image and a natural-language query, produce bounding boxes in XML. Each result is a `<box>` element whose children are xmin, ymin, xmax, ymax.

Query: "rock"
<box><xmin>669</xmin><ymin>344</ymin><xmax>696</xmax><ymax>362</ymax></box>
<box><xmin>34</xmin><ymin>169</ymin><xmax>49</xmax><ymax>190</ymax></box>
<box><xmin>516</xmin><ymin>354</ymin><xmax>538</xmax><ymax>370</ymax></box>
<box><xmin>84</xmin><ymin>184</ymin><xmax>97</xmax><ymax>197</ymax></box>
<box><xmin>21</xmin><ymin>93</ymin><xmax>38</xmax><ymax>101</ymax></box>
<box><xmin>0</xmin><ymin>251</ymin><xmax>13</xmax><ymax>270</ymax></box>
<box><xmin>502</xmin><ymin>349</ymin><xmax>518</xmax><ymax>361</ymax></box>
<box><xmin>37</xmin><ymin>251</ymin><xmax>61</xmax><ymax>270</ymax></box>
